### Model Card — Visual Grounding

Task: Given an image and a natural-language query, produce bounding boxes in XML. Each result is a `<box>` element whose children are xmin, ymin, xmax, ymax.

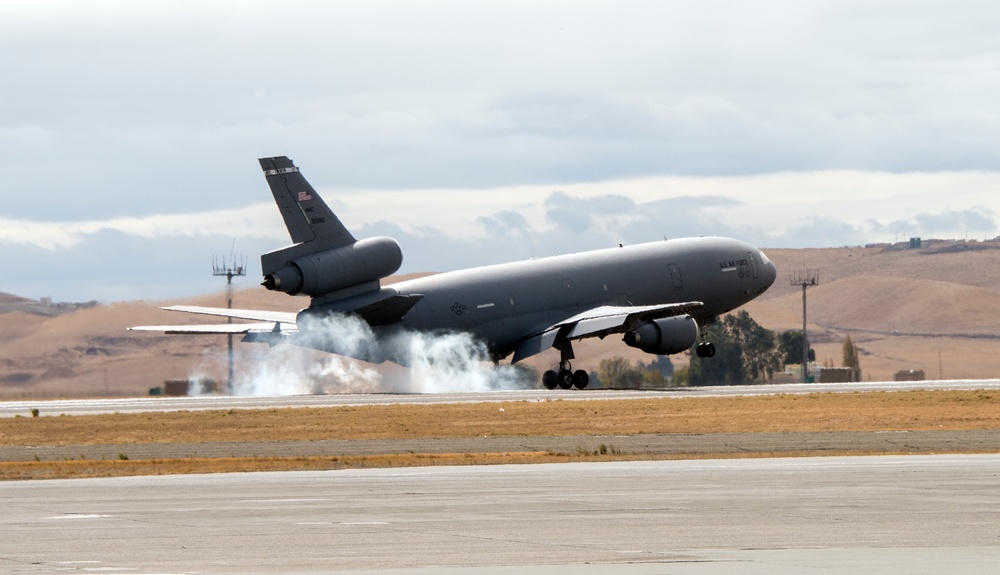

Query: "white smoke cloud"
<box><xmin>385</xmin><ymin>330</ymin><xmax>531</xmax><ymax>393</ymax></box>
<box><xmin>233</xmin><ymin>346</ymin><xmax>382</xmax><ymax>396</ymax></box>
<box><xmin>189</xmin><ymin>313</ymin><xmax>536</xmax><ymax>395</ymax></box>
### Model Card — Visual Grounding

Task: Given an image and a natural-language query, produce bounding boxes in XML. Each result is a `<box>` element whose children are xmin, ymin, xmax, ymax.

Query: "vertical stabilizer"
<box><xmin>258</xmin><ymin>156</ymin><xmax>355</xmax><ymax>247</ymax></box>
<box><xmin>258</xmin><ymin>156</ymin><xmax>403</xmax><ymax>301</ymax></box>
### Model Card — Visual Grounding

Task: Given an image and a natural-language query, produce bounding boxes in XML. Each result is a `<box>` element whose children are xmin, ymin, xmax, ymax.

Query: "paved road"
<box><xmin>3</xmin><ymin>378</ymin><xmax>1000</xmax><ymax>417</ymax></box>
<box><xmin>2</xmin><ymin>455</ymin><xmax>999</xmax><ymax>574</ymax></box>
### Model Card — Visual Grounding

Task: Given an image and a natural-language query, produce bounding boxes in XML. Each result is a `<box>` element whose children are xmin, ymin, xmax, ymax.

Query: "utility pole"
<box><xmin>790</xmin><ymin>270</ymin><xmax>819</xmax><ymax>383</ymax></box>
<box><xmin>213</xmin><ymin>249</ymin><xmax>246</xmax><ymax>394</ymax></box>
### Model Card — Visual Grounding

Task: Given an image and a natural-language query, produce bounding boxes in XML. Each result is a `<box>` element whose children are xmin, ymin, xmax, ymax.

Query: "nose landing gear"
<box><xmin>695</xmin><ymin>342</ymin><xmax>716</xmax><ymax>358</ymax></box>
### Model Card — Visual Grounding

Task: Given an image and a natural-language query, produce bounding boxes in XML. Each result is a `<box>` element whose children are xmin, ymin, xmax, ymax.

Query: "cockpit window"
<box><xmin>759</xmin><ymin>250</ymin><xmax>771</xmax><ymax>265</ymax></box>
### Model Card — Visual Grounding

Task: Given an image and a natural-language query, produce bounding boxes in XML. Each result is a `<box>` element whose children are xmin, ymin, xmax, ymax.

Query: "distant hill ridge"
<box><xmin>4</xmin><ymin>240</ymin><xmax>1000</xmax><ymax>397</ymax></box>
<box><xmin>0</xmin><ymin>293</ymin><xmax>98</xmax><ymax>317</ymax></box>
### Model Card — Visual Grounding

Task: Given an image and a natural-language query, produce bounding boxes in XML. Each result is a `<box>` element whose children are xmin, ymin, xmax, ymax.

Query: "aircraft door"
<box><xmin>667</xmin><ymin>263</ymin><xmax>683</xmax><ymax>292</ymax></box>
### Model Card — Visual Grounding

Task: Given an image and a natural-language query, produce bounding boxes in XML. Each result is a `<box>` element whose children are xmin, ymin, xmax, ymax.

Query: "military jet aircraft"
<box><xmin>132</xmin><ymin>156</ymin><xmax>776</xmax><ymax>389</ymax></box>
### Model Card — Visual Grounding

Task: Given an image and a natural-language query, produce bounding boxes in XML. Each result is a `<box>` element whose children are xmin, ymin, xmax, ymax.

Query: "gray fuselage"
<box><xmin>389</xmin><ymin>236</ymin><xmax>776</xmax><ymax>359</ymax></box>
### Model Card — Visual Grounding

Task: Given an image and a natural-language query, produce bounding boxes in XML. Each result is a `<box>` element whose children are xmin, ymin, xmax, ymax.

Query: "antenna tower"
<box><xmin>790</xmin><ymin>270</ymin><xmax>819</xmax><ymax>383</ymax></box>
<box><xmin>213</xmin><ymin>243</ymin><xmax>246</xmax><ymax>394</ymax></box>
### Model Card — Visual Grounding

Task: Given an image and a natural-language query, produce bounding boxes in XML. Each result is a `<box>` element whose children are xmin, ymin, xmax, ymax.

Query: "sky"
<box><xmin>2</xmin><ymin>0</ymin><xmax>999</xmax><ymax>302</ymax></box>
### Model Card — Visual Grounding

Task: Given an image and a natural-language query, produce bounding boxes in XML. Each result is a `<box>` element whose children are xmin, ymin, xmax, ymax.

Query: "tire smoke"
<box><xmin>189</xmin><ymin>313</ymin><xmax>535</xmax><ymax>395</ymax></box>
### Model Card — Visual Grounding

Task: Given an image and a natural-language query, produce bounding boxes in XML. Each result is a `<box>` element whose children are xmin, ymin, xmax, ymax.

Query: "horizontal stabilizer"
<box><xmin>128</xmin><ymin>305</ymin><xmax>299</xmax><ymax>336</ymax></box>
<box><xmin>161</xmin><ymin>305</ymin><xmax>298</xmax><ymax>325</ymax></box>
<box><xmin>128</xmin><ymin>322</ymin><xmax>291</xmax><ymax>335</ymax></box>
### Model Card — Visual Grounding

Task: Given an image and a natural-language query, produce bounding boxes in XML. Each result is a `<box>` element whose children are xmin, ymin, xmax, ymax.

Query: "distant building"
<box><xmin>894</xmin><ymin>369</ymin><xmax>925</xmax><ymax>382</ymax></box>
<box><xmin>818</xmin><ymin>367</ymin><xmax>861</xmax><ymax>383</ymax></box>
<box><xmin>162</xmin><ymin>379</ymin><xmax>218</xmax><ymax>396</ymax></box>
<box><xmin>776</xmin><ymin>362</ymin><xmax>819</xmax><ymax>383</ymax></box>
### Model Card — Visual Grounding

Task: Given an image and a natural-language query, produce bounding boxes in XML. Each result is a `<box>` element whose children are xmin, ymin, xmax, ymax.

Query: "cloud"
<box><xmin>477</xmin><ymin>210</ymin><xmax>531</xmax><ymax>237</ymax></box>
<box><xmin>3</xmin><ymin>1</ymin><xmax>1000</xmax><ymax>225</ymax></box>
<box><xmin>878</xmin><ymin>207</ymin><xmax>997</xmax><ymax>237</ymax></box>
<box><xmin>0</xmin><ymin>203</ymin><xmax>285</xmax><ymax>250</ymax></box>
<box><xmin>1</xmin><ymin>227</ymin><xmax>279</xmax><ymax>302</ymax></box>
<box><xmin>544</xmin><ymin>191</ymin><xmax>637</xmax><ymax>233</ymax></box>
<box><xmin>4</xmin><ymin>169</ymin><xmax>1000</xmax><ymax>302</ymax></box>
<box><xmin>777</xmin><ymin>217</ymin><xmax>867</xmax><ymax>248</ymax></box>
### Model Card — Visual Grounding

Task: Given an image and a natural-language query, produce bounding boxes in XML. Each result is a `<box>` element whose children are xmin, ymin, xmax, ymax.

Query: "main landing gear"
<box><xmin>542</xmin><ymin>360</ymin><xmax>589</xmax><ymax>390</ymax></box>
<box><xmin>695</xmin><ymin>342</ymin><xmax>716</xmax><ymax>358</ymax></box>
<box><xmin>541</xmin><ymin>337</ymin><xmax>589</xmax><ymax>390</ymax></box>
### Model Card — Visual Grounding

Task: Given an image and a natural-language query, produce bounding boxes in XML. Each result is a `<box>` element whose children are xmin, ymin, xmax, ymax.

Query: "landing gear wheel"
<box><xmin>542</xmin><ymin>370</ymin><xmax>558</xmax><ymax>390</ymax></box>
<box><xmin>557</xmin><ymin>370</ymin><xmax>574</xmax><ymax>389</ymax></box>
<box><xmin>696</xmin><ymin>342</ymin><xmax>717</xmax><ymax>358</ymax></box>
<box><xmin>572</xmin><ymin>370</ymin><xmax>589</xmax><ymax>389</ymax></box>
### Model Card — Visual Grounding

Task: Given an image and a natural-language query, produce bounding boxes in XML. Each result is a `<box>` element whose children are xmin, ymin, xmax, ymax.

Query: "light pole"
<box><xmin>213</xmin><ymin>252</ymin><xmax>246</xmax><ymax>393</ymax></box>
<box><xmin>790</xmin><ymin>270</ymin><xmax>819</xmax><ymax>383</ymax></box>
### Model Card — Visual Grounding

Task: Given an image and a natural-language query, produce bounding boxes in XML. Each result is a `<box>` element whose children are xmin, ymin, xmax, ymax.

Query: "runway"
<box><xmin>2</xmin><ymin>455</ymin><xmax>999</xmax><ymax>574</ymax></box>
<box><xmin>3</xmin><ymin>378</ymin><xmax>1000</xmax><ymax>417</ymax></box>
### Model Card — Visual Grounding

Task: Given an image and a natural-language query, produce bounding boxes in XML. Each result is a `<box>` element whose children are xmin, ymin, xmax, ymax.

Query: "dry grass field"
<box><xmin>3</xmin><ymin>241</ymin><xmax>1000</xmax><ymax>397</ymax></box>
<box><xmin>4</xmin><ymin>391</ymin><xmax>998</xmax><ymax>446</ymax></box>
<box><xmin>1</xmin><ymin>390</ymin><xmax>998</xmax><ymax>480</ymax></box>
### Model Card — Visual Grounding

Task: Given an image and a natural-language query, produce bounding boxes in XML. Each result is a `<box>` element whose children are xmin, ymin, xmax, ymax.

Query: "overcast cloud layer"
<box><xmin>2</xmin><ymin>1</ymin><xmax>999</xmax><ymax>301</ymax></box>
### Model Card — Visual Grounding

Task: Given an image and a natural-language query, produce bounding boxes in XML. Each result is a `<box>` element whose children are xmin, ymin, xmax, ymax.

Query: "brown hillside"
<box><xmin>3</xmin><ymin>243</ymin><xmax>1000</xmax><ymax>398</ymax></box>
<box><xmin>744</xmin><ymin>240</ymin><xmax>1000</xmax><ymax>381</ymax></box>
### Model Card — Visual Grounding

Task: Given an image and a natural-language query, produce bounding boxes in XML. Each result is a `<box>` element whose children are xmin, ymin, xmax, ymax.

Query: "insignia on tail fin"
<box><xmin>259</xmin><ymin>156</ymin><xmax>355</xmax><ymax>247</ymax></box>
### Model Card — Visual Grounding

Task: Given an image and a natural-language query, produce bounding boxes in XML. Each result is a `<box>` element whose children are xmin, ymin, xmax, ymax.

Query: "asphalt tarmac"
<box><xmin>3</xmin><ymin>378</ymin><xmax>1000</xmax><ymax>417</ymax></box>
<box><xmin>3</xmin><ymin>455</ymin><xmax>999</xmax><ymax>574</ymax></box>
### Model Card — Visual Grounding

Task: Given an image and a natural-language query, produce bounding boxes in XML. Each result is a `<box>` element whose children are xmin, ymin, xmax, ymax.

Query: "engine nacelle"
<box><xmin>623</xmin><ymin>315</ymin><xmax>698</xmax><ymax>355</ymax></box>
<box><xmin>262</xmin><ymin>237</ymin><xmax>403</xmax><ymax>296</ymax></box>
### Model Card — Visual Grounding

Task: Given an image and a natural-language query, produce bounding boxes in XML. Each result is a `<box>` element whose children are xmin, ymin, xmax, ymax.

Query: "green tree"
<box><xmin>841</xmin><ymin>334</ymin><xmax>859</xmax><ymax>369</ymax></box>
<box><xmin>778</xmin><ymin>330</ymin><xmax>815</xmax><ymax>365</ymax></box>
<box><xmin>638</xmin><ymin>355</ymin><xmax>674</xmax><ymax>377</ymax></box>
<box><xmin>597</xmin><ymin>356</ymin><xmax>644</xmax><ymax>388</ymax></box>
<box><xmin>636</xmin><ymin>356</ymin><xmax>675</xmax><ymax>387</ymax></box>
<box><xmin>687</xmin><ymin>311</ymin><xmax>781</xmax><ymax>385</ymax></box>
<box><xmin>841</xmin><ymin>334</ymin><xmax>862</xmax><ymax>380</ymax></box>
<box><xmin>727</xmin><ymin>311</ymin><xmax>782</xmax><ymax>381</ymax></box>
<box><xmin>687</xmin><ymin>322</ymin><xmax>743</xmax><ymax>386</ymax></box>
<box><xmin>671</xmin><ymin>365</ymin><xmax>690</xmax><ymax>386</ymax></box>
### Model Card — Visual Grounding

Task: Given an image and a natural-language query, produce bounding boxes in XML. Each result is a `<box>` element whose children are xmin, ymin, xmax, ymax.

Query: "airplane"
<box><xmin>131</xmin><ymin>156</ymin><xmax>777</xmax><ymax>389</ymax></box>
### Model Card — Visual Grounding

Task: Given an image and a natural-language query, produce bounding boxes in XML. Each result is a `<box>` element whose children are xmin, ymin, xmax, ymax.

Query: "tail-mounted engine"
<box><xmin>261</xmin><ymin>236</ymin><xmax>403</xmax><ymax>297</ymax></box>
<box><xmin>623</xmin><ymin>315</ymin><xmax>698</xmax><ymax>355</ymax></box>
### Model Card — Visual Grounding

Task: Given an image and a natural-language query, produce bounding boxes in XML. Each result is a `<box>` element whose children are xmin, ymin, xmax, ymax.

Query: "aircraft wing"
<box><xmin>511</xmin><ymin>301</ymin><xmax>704</xmax><ymax>362</ymax></box>
<box><xmin>128</xmin><ymin>306</ymin><xmax>299</xmax><ymax>335</ymax></box>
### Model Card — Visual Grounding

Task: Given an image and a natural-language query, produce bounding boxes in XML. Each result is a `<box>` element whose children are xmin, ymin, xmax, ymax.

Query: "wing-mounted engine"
<box><xmin>261</xmin><ymin>236</ymin><xmax>403</xmax><ymax>297</ymax></box>
<box><xmin>623</xmin><ymin>315</ymin><xmax>698</xmax><ymax>355</ymax></box>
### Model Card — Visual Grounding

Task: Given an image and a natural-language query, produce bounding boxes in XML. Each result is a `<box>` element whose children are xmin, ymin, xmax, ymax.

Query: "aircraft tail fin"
<box><xmin>258</xmin><ymin>156</ymin><xmax>404</xmax><ymax>301</ymax></box>
<box><xmin>259</xmin><ymin>156</ymin><xmax>356</xmax><ymax>247</ymax></box>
